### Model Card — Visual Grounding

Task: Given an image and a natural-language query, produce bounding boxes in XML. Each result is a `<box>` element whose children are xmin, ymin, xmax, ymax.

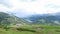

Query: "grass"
<box><xmin>0</xmin><ymin>28</ymin><xmax>36</xmax><ymax>34</ymax></box>
<box><xmin>0</xmin><ymin>24</ymin><xmax>60</xmax><ymax>34</ymax></box>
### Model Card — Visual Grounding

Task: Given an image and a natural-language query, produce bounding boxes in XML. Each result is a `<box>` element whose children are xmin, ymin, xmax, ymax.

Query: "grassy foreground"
<box><xmin>0</xmin><ymin>24</ymin><xmax>60</xmax><ymax>34</ymax></box>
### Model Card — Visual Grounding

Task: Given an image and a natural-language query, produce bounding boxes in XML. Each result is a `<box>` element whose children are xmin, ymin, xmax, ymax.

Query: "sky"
<box><xmin>0</xmin><ymin>0</ymin><xmax>60</xmax><ymax>17</ymax></box>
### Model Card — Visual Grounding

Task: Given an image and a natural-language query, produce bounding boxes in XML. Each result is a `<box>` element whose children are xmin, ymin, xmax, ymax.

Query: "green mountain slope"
<box><xmin>0</xmin><ymin>12</ymin><xmax>28</xmax><ymax>26</ymax></box>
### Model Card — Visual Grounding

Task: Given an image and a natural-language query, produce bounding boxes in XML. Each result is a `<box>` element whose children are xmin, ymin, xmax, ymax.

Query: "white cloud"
<box><xmin>0</xmin><ymin>4</ymin><xmax>11</xmax><ymax>12</ymax></box>
<box><xmin>0</xmin><ymin>0</ymin><xmax>60</xmax><ymax>17</ymax></box>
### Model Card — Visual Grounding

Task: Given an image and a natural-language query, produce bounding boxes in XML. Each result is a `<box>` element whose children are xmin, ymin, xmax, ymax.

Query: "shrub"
<box><xmin>17</xmin><ymin>27</ymin><xmax>36</xmax><ymax>32</ymax></box>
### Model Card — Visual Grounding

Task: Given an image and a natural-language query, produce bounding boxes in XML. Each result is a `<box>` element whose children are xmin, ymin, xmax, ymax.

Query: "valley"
<box><xmin>0</xmin><ymin>12</ymin><xmax>60</xmax><ymax>34</ymax></box>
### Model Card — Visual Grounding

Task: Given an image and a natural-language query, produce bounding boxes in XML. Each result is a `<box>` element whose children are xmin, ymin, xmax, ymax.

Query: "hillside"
<box><xmin>0</xmin><ymin>12</ymin><xmax>28</xmax><ymax>26</ymax></box>
<box><xmin>24</xmin><ymin>13</ymin><xmax>60</xmax><ymax>25</ymax></box>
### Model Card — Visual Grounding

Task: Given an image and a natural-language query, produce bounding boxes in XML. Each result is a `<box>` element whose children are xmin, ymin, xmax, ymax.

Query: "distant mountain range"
<box><xmin>0</xmin><ymin>12</ymin><xmax>60</xmax><ymax>26</ymax></box>
<box><xmin>24</xmin><ymin>12</ymin><xmax>60</xmax><ymax>25</ymax></box>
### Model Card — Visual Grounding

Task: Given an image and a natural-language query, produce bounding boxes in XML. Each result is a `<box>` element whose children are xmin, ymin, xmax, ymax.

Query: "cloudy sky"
<box><xmin>0</xmin><ymin>0</ymin><xmax>60</xmax><ymax>17</ymax></box>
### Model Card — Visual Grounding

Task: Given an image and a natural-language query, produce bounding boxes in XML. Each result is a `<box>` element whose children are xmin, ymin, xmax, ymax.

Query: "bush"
<box><xmin>17</xmin><ymin>27</ymin><xmax>36</xmax><ymax>32</ymax></box>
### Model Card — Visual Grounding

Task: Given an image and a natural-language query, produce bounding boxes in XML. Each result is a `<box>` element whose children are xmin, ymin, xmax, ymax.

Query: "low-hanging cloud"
<box><xmin>0</xmin><ymin>0</ymin><xmax>60</xmax><ymax>17</ymax></box>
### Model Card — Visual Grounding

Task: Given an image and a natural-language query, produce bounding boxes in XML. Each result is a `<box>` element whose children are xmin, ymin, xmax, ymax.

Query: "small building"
<box><xmin>16</xmin><ymin>24</ymin><xmax>22</xmax><ymax>26</ymax></box>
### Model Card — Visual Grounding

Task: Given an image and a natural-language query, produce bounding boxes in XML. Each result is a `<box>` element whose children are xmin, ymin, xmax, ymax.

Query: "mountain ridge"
<box><xmin>24</xmin><ymin>12</ymin><xmax>60</xmax><ymax>25</ymax></box>
<box><xmin>0</xmin><ymin>12</ymin><xmax>28</xmax><ymax>26</ymax></box>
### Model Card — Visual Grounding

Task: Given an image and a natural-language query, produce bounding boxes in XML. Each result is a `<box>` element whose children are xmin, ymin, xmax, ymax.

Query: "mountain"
<box><xmin>24</xmin><ymin>13</ymin><xmax>60</xmax><ymax>25</ymax></box>
<box><xmin>1</xmin><ymin>12</ymin><xmax>60</xmax><ymax>26</ymax></box>
<box><xmin>0</xmin><ymin>12</ymin><xmax>28</xmax><ymax>26</ymax></box>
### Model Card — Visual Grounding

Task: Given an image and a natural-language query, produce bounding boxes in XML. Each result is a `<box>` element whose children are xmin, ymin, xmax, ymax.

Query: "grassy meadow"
<box><xmin>0</xmin><ymin>24</ymin><xmax>60</xmax><ymax>34</ymax></box>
